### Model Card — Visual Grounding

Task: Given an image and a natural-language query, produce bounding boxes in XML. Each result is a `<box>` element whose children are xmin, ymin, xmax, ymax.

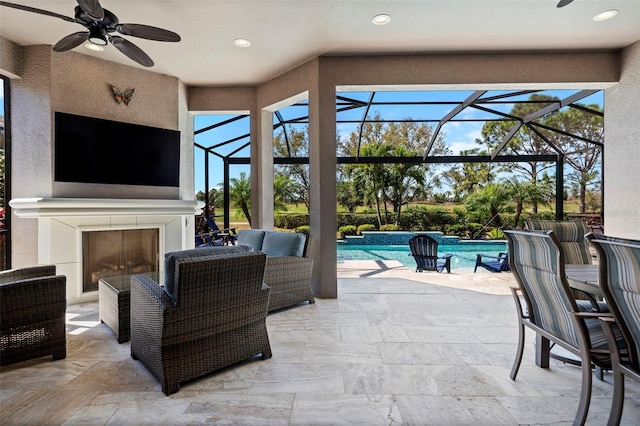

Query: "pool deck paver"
<box><xmin>337</xmin><ymin>260</ymin><xmax>516</xmax><ymax>295</ymax></box>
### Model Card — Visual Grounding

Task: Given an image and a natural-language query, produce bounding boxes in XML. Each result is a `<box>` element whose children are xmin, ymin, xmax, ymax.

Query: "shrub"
<box><xmin>380</xmin><ymin>224</ymin><xmax>400</xmax><ymax>231</ymax></box>
<box><xmin>488</xmin><ymin>228</ymin><xmax>505</xmax><ymax>239</ymax></box>
<box><xmin>295</xmin><ymin>225</ymin><xmax>310</xmax><ymax>235</ymax></box>
<box><xmin>357</xmin><ymin>224</ymin><xmax>377</xmax><ymax>235</ymax></box>
<box><xmin>338</xmin><ymin>225</ymin><xmax>357</xmax><ymax>239</ymax></box>
<box><xmin>274</xmin><ymin>213</ymin><xmax>309</xmax><ymax>229</ymax></box>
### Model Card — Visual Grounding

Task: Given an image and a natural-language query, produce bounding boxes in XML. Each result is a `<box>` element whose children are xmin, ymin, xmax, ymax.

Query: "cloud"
<box><xmin>448</xmin><ymin>140</ymin><xmax>479</xmax><ymax>155</ymax></box>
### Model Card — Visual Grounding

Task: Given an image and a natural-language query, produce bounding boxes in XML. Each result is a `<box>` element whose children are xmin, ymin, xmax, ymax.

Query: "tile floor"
<box><xmin>1</xmin><ymin>261</ymin><xmax>639</xmax><ymax>425</ymax></box>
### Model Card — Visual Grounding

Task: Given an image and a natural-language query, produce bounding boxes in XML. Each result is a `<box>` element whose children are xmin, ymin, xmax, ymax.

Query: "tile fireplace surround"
<box><xmin>9</xmin><ymin>198</ymin><xmax>201</xmax><ymax>304</ymax></box>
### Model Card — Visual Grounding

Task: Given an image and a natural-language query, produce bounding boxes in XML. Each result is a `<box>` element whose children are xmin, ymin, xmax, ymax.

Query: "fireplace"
<box><xmin>8</xmin><ymin>198</ymin><xmax>202</xmax><ymax>304</ymax></box>
<box><xmin>82</xmin><ymin>229</ymin><xmax>159</xmax><ymax>292</ymax></box>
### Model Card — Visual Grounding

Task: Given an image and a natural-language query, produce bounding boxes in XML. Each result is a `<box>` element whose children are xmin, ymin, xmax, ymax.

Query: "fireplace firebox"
<box><xmin>82</xmin><ymin>229</ymin><xmax>159</xmax><ymax>292</ymax></box>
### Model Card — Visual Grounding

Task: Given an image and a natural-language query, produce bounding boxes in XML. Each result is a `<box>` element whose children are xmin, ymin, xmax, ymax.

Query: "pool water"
<box><xmin>337</xmin><ymin>242</ymin><xmax>508</xmax><ymax>272</ymax></box>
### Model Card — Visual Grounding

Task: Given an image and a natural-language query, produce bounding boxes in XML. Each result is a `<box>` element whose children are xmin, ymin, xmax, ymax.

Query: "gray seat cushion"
<box><xmin>237</xmin><ymin>229</ymin><xmax>266</xmax><ymax>251</ymax></box>
<box><xmin>262</xmin><ymin>231</ymin><xmax>306</xmax><ymax>257</ymax></box>
<box><xmin>164</xmin><ymin>245</ymin><xmax>253</xmax><ymax>299</ymax></box>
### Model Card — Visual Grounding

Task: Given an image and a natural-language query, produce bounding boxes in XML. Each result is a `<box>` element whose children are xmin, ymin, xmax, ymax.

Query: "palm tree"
<box><xmin>464</xmin><ymin>183</ymin><xmax>511</xmax><ymax>228</ymax></box>
<box><xmin>382</xmin><ymin>146</ymin><xmax>426</xmax><ymax>225</ymax></box>
<box><xmin>500</xmin><ymin>176</ymin><xmax>553</xmax><ymax>227</ymax></box>
<box><xmin>229</xmin><ymin>172</ymin><xmax>252</xmax><ymax>225</ymax></box>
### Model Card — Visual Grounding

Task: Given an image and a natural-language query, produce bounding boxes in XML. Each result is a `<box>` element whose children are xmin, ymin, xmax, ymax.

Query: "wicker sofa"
<box><xmin>0</xmin><ymin>265</ymin><xmax>67</xmax><ymax>366</ymax></box>
<box><xmin>130</xmin><ymin>246</ymin><xmax>272</xmax><ymax>395</ymax></box>
<box><xmin>237</xmin><ymin>229</ymin><xmax>315</xmax><ymax>312</ymax></box>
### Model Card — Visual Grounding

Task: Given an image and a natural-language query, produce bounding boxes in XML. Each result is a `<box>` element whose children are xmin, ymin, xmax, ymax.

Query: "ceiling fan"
<box><xmin>0</xmin><ymin>0</ymin><xmax>181</xmax><ymax>67</ymax></box>
<box><xmin>557</xmin><ymin>0</ymin><xmax>575</xmax><ymax>7</ymax></box>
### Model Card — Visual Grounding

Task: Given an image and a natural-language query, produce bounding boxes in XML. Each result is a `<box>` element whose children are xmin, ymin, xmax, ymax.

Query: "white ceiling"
<box><xmin>1</xmin><ymin>0</ymin><xmax>639</xmax><ymax>86</ymax></box>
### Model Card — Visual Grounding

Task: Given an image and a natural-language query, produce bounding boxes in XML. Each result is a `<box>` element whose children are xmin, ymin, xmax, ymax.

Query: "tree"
<box><xmin>480</xmin><ymin>94</ymin><xmax>560</xmax><ymax>213</ymax></box>
<box><xmin>195</xmin><ymin>187</ymin><xmax>222</xmax><ymax>208</ymax></box>
<box><xmin>464</xmin><ymin>183</ymin><xmax>511</xmax><ymax>228</ymax></box>
<box><xmin>500</xmin><ymin>175</ymin><xmax>553</xmax><ymax>227</ymax></box>
<box><xmin>273</xmin><ymin>174</ymin><xmax>296</xmax><ymax>211</ymax></box>
<box><xmin>442</xmin><ymin>147</ymin><xmax>496</xmax><ymax>201</ymax></box>
<box><xmin>339</xmin><ymin>115</ymin><xmax>449</xmax><ymax>226</ymax></box>
<box><xmin>229</xmin><ymin>172</ymin><xmax>252</xmax><ymax>225</ymax></box>
<box><xmin>545</xmin><ymin>104</ymin><xmax>603</xmax><ymax>213</ymax></box>
<box><xmin>345</xmin><ymin>143</ymin><xmax>391</xmax><ymax>227</ymax></box>
<box><xmin>273</xmin><ymin>127</ymin><xmax>310</xmax><ymax>210</ymax></box>
<box><xmin>336</xmin><ymin>179</ymin><xmax>362</xmax><ymax>214</ymax></box>
<box><xmin>381</xmin><ymin>145</ymin><xmax>426</xmax><ymax>225</ymax></box>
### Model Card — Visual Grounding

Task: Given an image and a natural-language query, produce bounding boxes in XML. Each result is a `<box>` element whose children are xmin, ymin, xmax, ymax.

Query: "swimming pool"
<box><xmin>337</xmin><ymin>242</ymin><xmax>508</xmax><ymax>271</ymax></box>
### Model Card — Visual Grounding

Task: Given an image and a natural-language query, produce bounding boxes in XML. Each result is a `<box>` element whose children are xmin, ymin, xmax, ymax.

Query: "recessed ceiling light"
<box><xmin>234</xmin><ymin>38</ymin><xmax>251</xmax><ymax>47</ymax></box>
<box><xmin>593</xmin><ymin>9</ymin><xmax>618</xmax><ymax>22</ymax></box>
<box><xmin>372</xmin><ymin>14</ymin><xmax>391</xmax><ymax>25</ymax></box>
<box><xmin>84</xmin><ymin>42</ymin><xmax>104</xmax><ymax>52</ymax></box>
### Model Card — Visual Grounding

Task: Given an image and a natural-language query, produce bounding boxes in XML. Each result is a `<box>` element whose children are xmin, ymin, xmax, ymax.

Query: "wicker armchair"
<box><xmin>130</xmin><ymin>251</ymin><xmax>272</xmax><ymax>395</ymax></box>
<box><xmin>237</xmin><ymin>229</ymin><xmax>315</xmax><ymax>312</ymax></box>
<box><xmin>0</xmin><ymin>265</ymin><xmax>67</xmax><ymax>366</ymax></box>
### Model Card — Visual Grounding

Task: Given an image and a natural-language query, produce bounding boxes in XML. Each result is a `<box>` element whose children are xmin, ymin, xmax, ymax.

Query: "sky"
<box><xmin>193</xmin><ymin>89</ymin><xmax>604</xmax><ymax>196</ymax></box>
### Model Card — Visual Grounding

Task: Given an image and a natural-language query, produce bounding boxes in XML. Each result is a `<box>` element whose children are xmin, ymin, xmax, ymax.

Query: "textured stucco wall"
<box><xmin>9</xmin><ymin>45</ymin><xmax>53</xmax><ymax>266</ymax></box>
<box><xmin>6</xmin><ymin>47</ymin><xmax>192</xmax><ymax>268</ymax></box>
<box><xmin>0</xmin><ymin>36</ymin><xmax>22</xmax><ymax>78</ymax></box>
<box><xmin>604</xmin><ymin>40</ymin><xmax>640</xmax><ymax>239</ymax></box>
<box><xmin>50</xmin><ymin>50</ymin><xmax>182</xmax><ymax>199</ymax></box>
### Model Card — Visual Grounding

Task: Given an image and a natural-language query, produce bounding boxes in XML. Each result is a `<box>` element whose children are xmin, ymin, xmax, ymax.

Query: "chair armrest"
<box><xmin>573</xmin><ymin>311</ymin><xmax>613</xmax><ymax>319</ymax></box>
<box><xmin>265</xmin><ymin>256</ymin><xmax>314</xmax><ymax>282</ymax></box>
<box><xmin>0</xmin><ymin>276</ymin><xmax>66</xmax><ymax>327</ymax></box>
<box><xmin>439</xmin><ymin>254</ymin><xmax>453</xmax><ymax>259</ymax></box>
<box><xmin>130</xmin><ymin>274</ymin><xmax>173</xmax><ymax>311</ymax></box>
<box><xmin>475</xmin><ymin>253</ymin><xmax>504</xmax><ymax>261</ymax></box>
<box><xmin>0</xmin><ymin>265</ymin><xmax>57</xmax><ymax>284</ymax></box>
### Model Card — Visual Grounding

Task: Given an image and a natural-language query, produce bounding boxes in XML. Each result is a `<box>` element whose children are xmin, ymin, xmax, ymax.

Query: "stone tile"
<box><xmin>183</xmin><ymin>393</ymin><xmax>294</xmax><ymax>425</ymax></box>
<box><xmin>248</xmin><ymin>363</ymin><xmax>344</xmax><ymax>394</ymax></box>
<box><xmin>377</xmin><ymin>342</ymin><xmax>467</xmax><ymax>365</ymax></box>
<box><xmin>2</xmin><ymin>272</ymin><xmax>640</xmax><ymax>425</ymax></box>
<box><xmin>343</xmin><ymin>364</ymin><xmax>440</xmax><ymax>395</ymax></box>
<box><xmin>396</xmin><ymin>394</ymin><xmax>516</xmax><ymax>425</ymax></box>
<box><xmin>339</xmin><ymin>325</ymin><xmax>410</xmax><ymax>343</ymax></box>
<box><xmin>291</xmin><ymin>393</ymin><xmax>402</xmax><ymax>425</ymax></box>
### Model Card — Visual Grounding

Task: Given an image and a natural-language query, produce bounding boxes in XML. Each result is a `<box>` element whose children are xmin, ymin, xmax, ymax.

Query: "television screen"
<box><xmin>55</xmin><ymin>112</ymin><xmax>180</xmax><ymax>187</ymax></box>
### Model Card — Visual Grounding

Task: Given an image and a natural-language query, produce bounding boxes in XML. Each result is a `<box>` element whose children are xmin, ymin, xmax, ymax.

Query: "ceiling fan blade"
<box><xmin>557</xmin><ymin>0</ymin><xmax>574</xmax><ymax>7</ymax></box>
<box><xmin>76</xmin><ymin>0</ymin><xmax>103</xmax><ymax>20</ymax></box>
<box><xmin>109</xmin><ymin>35</ymin><xmax>154</xmax><ymax>67</ymax></box>
<box><xmin>52</xmin><ymin>32</ymin><xmax>89</xmax><ymax>52</ymax></box>
<box><xmin>117</xmin><ymin>24</ymin><xmax>181</xmax><ymax>42</ymax></box>
<box><xmin>0</xmin><ymin>1</ymin><xmax>76</xmax><ymax>23</ymax></box>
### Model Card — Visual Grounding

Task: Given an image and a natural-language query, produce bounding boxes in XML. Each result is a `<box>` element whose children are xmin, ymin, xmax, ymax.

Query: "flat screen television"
<box><xmin>55</xmin><ymin>112</ymin><xmax>180</xmax><ymax>187</ymax></box>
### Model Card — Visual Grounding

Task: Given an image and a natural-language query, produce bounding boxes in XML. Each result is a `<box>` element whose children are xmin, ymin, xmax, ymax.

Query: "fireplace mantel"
<box><xmin>10</xmin><ymin>198</ymin><xmax>200</xmax><ymax>218</ymax></box>
<box><xmin>9</xmin><ymin>198</ymin><xmax>202</xmax><ymax>304</ymax></box>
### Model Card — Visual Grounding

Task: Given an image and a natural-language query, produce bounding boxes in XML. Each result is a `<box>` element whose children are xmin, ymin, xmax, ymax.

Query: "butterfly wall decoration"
<box><xmin>109</xmin><ymin>84</ymin><xmax>135</xmax><ymax>106</ymax></box>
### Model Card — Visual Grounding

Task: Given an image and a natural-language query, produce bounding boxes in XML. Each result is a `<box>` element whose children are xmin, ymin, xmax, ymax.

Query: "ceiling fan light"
<box><xmin>372</xmin><ymin>14</ymin><xmax>391</xmax><ymax>25</ymax></box>
<box><xmin>88</xmin><ymin>27</ymin><xmax>107</xmax><ymax>45</ymax></box>
<box><xmin>84</xmin><ymin>42</ymin><xmax>104</xmax><ymax>52</ymax></box>
<box><xmin>234</xmin><ymin>38</ymin><xmax>251</xmax><ymax>47</ymax></box>
<box><xmin>593</xmin><ymin>9</ymin><xmax>618</xmax><ymax>21</ymax></box>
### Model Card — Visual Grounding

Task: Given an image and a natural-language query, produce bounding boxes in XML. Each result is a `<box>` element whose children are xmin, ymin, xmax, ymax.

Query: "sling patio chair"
<box><xmin>504</xmin><ymin>228</ymin><xmax>626</xmax><ymax>426</ymax></box>
<box><xmin>473</xmin><ymin>251</ymin><xmax>510</xmax><ymax>273</ymax></box>
<box><xmin>408</xmin><ymin>234</ymin><xmax>452</xmax><ymax>273</ymax></box>
<box><xmin>588</xmin><ymin>235</ymin><xmax>640</xmax><ymax>426</ymax></box>
<box><xmin>524</xmin><ymin>219</ymin><xmax>592</xmax><ymax>264</ymax></box>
